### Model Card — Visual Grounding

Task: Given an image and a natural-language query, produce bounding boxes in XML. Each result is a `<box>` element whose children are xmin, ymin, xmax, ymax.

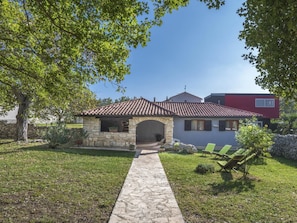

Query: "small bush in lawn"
<box><xmin>43</xmin><ymin>123</ymin><xmax>71</xmax><ymax>148</ymax></box>
<box><xmin>195</xmin><ymin>164</ymin><xmax>215</xmax><ymax>175</ymax></box>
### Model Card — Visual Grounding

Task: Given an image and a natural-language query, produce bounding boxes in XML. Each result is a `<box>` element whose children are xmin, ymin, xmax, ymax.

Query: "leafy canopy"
<box><xmin>0</xmin><ymin>0</ymin><xmax>224</xmax><ymax>140</ymax></box>
<box><xmin>0</xmin><ymin>0</ymin><xmax>224</xmax><ymax>112</ymax></box>
<box><xmin>238</xmin><ymin>0</ymin><xmax>297</xmax><ymax>100</ymax></box>
<box><xmin>272</xmin><ymin>99</ymin><xmax>297</xmax><ymax>134</ymax></box>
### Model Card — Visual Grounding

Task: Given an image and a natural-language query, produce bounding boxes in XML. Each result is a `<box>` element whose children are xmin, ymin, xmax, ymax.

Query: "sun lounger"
<box><xmin>213</xmin><ymin>144</ymin><xmax>232</xmax><ymax>158</ymax></box>
<box><xmin>217</xmin><ymin>155</ymin><xmax>245</xmax><ymax>172</ymax></box>
<box><xmin>227</xmin><ymin>148</ymin><xmax>246</xmax><ymax>159</ymax></box>
<box><xmin>201</xmin><ymin>143</ymin><xmax>216</xmax><ymax>155</ymax></box>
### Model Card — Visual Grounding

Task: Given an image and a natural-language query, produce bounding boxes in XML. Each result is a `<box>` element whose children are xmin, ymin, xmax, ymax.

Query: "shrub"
<box><xmin>236</xmin><ymin>118</ymin><xmax>274</xmax><ymax>156</ymax></box>
<box><xmin>195</xmin><ymin>164</ymin><xmax>215</xmax><ymax>174</ymax></box>
<box><xmin>43</xmin><ymin>123</ymin><xmax>88</xmax><ymax>148</ymax></box>
<box><xmin>71</xmin><ymin>128</ymin><xmax>89</xmax><ymax>146</ymax></box>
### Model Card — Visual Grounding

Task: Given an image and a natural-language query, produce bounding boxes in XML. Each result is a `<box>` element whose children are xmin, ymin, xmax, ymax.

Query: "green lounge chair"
<box><xmin>213</xmin><ymin>144</ymin><xmax>232</xmax><ymax>158</ymax></box>
<box><xmin>217</xmin><ymin>155</ymin><xmax>245</xmax><ymax>172</ymax></box>
<box><xmin>235</xmin><ymin>152</ymin><xmax>257</xmax><ymax>172</ymax></box>
<box><xmin>201</xmin><ymin>143</ymin><xmax>216</xmax><ymax>155</ymax></box>
<box><xmin>227</xmin><ymin>148</ymin><xmax>246</xmax><ymax>159</ymax></box>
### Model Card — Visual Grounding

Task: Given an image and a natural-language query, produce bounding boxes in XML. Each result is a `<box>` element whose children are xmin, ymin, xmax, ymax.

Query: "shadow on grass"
<box><xmin>0</xmin><ymin>140</ymin><xmax>14</xmax><ymax>145</ymax></box>
<box><xmin>209</xmin><ymin>172</ymin><xmax>256</xmax><ymax>195</ymax></box>
<box><xmin>21</xmin><ymin>144</ymin><xmax>135</xmax><ymax>158</ymax></box>
<box><xmin>271</xmin><ymin>156</ymin><xmax>297</xmax><ymax>169</ymax></box>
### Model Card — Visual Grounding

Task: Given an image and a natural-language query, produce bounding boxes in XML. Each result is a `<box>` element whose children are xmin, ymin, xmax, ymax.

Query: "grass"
<box><xmin>36</xmin><ymin>123</ymin><xmax>83</xmax><ymax>129</ymax></box>
<box><xmin>0</xmin><ymin>140</ymin><xmax>134</xmax><ymax>222</ymax></box>
<box><xmin>159</xmin><ymin>152</ymin><xmax>297</xmax><ymax>223</ymax></box>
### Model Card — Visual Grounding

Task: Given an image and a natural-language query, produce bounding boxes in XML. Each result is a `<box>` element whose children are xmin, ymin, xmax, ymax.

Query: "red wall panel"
<box><xmin>224</xmin><ymin>94</ymin><xmax>279</xmax><ymax>118</ymax></box>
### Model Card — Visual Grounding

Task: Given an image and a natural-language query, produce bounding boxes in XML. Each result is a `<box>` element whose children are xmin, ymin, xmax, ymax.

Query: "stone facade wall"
<box><xmin>131</xmin><ymin>116</ymin><xmax>173</xmax><ymax>144</ymax></box>
<box><xmin>82</xmin><ymin>116</ymin><xmax>174</xmax><ymax>149</ymax></box>
<box><xmin>0</xmin><ymin>121</ymin><xmax>46</xmax><ymax>139</ymax></box>
<box><xmin>270</xmin><ymin>134</ymin><xmax>297</xmax><ymax>161</ymax></box>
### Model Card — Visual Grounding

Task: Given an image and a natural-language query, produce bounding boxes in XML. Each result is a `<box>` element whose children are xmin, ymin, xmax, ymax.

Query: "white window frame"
<box><xmin>255</xmin><ymin>98</ymin><xmax>275</xmax><ymax>108</ymax></box>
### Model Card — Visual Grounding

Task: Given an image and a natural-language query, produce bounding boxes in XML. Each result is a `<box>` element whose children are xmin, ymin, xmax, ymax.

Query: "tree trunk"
<box><xmin>15</xmin><ymin>92</ymin><xmax>31</xmax><ymax>142</ymax></box>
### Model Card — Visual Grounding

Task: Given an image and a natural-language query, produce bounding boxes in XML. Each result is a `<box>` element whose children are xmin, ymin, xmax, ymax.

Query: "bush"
<box><xmin>236</xmin><ymin>118</ymin><xmax>274</xmax><ymax>156</ymax></box>
<box><xmin>195</xmin><ymin>164</ymin><xmax>215</xmax><ymax>175</ymax></box>
<box><xmin>71</xmin><ymin>128</ymin><xmax>89</xmax><ymax>146</ymax></box>
<box><xmin>43</xmin><ymin>123</ymin><xmax>88</xmax><ymax>148</ymax></box>
<box><xmin>43</xmin><ymin>123</ymin><xmax>71</xmax><ymax>148</ymax></box>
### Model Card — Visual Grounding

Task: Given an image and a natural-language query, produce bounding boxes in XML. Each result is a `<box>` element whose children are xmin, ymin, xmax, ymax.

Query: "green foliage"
<box><xmin>71</xmin><ymin>129</ymin><xmax>89</xmax><ymax>146</ymax></box>
<box><xmin>97</xmin><ymin>96</ymin><xmax>133</xmax><ymax>107</ymax></box>
<box><xmin>238</xmin><ymin>1</ymin><xmax>297</xmax><ymax>100</ymax></box>
<box><xmin>35</xmin><ymin>88</ymin><xmax>98</xmax><ymax>123</ymax></box>
<box><xmin>43</xmin><ymin>123</ymin><xmax>89</xmax><ymax>148</ymax></box>
<box><xmin>0</xmin><ymin>0</ymin><xmax>224</xmax><ymax>141</ymax></box>
<box><xmin>195</xmin><ymin>163</ymin><xmax>215</xmax><ymax>174</ymax></box>
<box><xmin>272</xmin><ymin>99</ymin><xmax>297</xmax><ymax>134</ymax></box>
<box><xmin>236</xmin><ymin>118</ymin><xmax>274</xmax><ymax>156</ymax></box>
<box><xmin>43</xmin><ymin>123</ymin><xmax>71</xmax><ymax>148</ymax></box>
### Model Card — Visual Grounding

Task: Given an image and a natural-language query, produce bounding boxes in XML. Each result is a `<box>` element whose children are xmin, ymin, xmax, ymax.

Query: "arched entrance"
<box><xmin>136</xmin><ymin>120</ymin><xmax>165</xmax><ymax>143</ymax></box>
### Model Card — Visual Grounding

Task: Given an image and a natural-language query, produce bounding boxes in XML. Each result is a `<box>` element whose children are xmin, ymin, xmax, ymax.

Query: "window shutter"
<box><xmin>184</xmin><ymin>120</ymin><xmax>191</xmax><ymax>131</ymax></box>
<box><xmin>219</xmin><ymin>120</ymin><xmax>226</xmax><ymax>131</ymax></box>
<box><xmin>204</xmin><ymin>120</ymin><xmax>212</xmax><ymax>131</ymax></box>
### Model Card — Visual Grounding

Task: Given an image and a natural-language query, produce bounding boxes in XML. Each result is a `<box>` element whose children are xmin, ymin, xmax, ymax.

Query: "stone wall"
<box><xmin>83</xmin><ymin>117</ymin><xmax>135</xmax><ymax>148</ymax></box>
<box><xmin>82</xmin><ymin>116</ymin><xmax>174</xmax><ymax>149</ymax></box>
<box><xmin>270</xmin><ymin>134</ymin><xmax>297</xmax><ymax>161</ymax></box>
<box><xmin>0</xmin><ymin>121</ymin><xmax>46</xmax><ymax>139</ymax></box>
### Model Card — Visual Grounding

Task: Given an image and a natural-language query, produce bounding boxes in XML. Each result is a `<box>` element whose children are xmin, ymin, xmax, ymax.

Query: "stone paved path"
<box><xmin>108</xmin><ymin>149</ymin><xmax>184</xmax><ymax>223</ymax></box>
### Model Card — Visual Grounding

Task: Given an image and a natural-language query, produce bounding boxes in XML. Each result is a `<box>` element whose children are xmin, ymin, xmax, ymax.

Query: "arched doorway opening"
<box><xmin>136</xmin><ymin>120</ymin><xmax>165</xmax><ymax>143</ymax></box>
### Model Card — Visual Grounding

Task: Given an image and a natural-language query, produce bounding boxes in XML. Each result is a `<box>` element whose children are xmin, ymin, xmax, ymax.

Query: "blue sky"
<box><xmin>90</xmin><ymin>0</ymin><xmax>268</xmax><ymax>102</ymax></box>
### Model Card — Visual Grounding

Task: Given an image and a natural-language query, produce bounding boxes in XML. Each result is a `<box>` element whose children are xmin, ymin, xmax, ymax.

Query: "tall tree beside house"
<box><xmin>272</xmin><ymin>99</ymin><xmax>297</xmax><ymax>134</ymax></box>
<box><xmin>97</xmin><ymin>96</ymin><xmax>133</xmax><ymax>107</ymax></box>
<box><xmin>33</xmin><ymin>88</ymin><xmax>98</xmax><ymax>123</ymax></box>
<box><xmin>238</xmin><ymin>0</ymin><xmax>297</xmax><ymax>101</ymax></box>
<box><xmin>0</xmin><ymin>0</ymin><xmax>224</xmax><ymax>141</ymax></box>
<box><xmin>97</xmin><ymin>98</ymin><xmax>114</xmax><ymax>107</ymax></box>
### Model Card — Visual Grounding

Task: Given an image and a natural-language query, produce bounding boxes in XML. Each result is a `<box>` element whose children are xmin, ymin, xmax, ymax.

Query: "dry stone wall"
<box><xmin>270</xmin><ymin>134</ymin><xmax>297</xmax><ymax>161</ymax></box>
<box><xmin>0</xmin><ymin>121</ymin><xmax>46</xmax><ymax>139</ymax></box>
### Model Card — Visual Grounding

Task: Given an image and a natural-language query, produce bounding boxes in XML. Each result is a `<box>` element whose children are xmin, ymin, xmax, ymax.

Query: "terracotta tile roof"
<box><xmin>80</xmin><ymin>98</ymin><xmax>262</xmax><ymax>118</ymax></box>
<box><xmin>80</xmin><ymin>98</ymin><xmax>175</xmax><ymax>117</ymax></box>
<box><xmin>155</xmin><ymin>102</ymin><xmax>262</xmax><ymax>118</ymax></box>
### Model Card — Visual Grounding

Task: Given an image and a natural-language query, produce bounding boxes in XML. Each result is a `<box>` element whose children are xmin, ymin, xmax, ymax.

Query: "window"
<box><xmin>100</xmin><ymin>118</ymin><xmax>129</xmax><ymax>132</ymax></box>
<box><xmin>255</xmin><ymin>98</ymin><xmax>275</xmax><ymax>108</ymax></box>
<box><xmin>219</xmin><ymin>120</ymin><xmax>239</xmax><ymax>131</ymax></box>
<box><xmin>185</xmin><ymin>120</ymin><xmax>212</xmax><ymax>131</ymax></box>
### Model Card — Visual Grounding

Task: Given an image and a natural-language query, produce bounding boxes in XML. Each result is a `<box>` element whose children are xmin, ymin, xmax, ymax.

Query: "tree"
<box><xmin>34</xmin><ymin>88</ymin><xmax>98</xmax><ymax>123</ymax></box>
<box><xmin>272</xmin><ymin>99</ymin><xmax>297</xmax><ymax>134</ymax></box>
<box><xmin>236</xmin><ymin>118</ymin><xmax>274</xmax><ymax>177</ymax></box>
<box><xmin>97</xmin><ymin>96</ymin><xmax>133</xmax><ymax>107</ymax></box>
<box><xmin>236</xmin><ymin>118</ymin><xmax>274</xmax><ymax>156</ymax></box>
<box><xmin>238</xmin><ymin>1</ymin><xmax>297</xmax><ymax>100</ymax></box>
<box><xmin>0</xmin><ymin>0</ymin><xmax>224</xmax><ymax>141</ymax></box>
<box><xmin>97</xmin><ymin>98</ymin><xmax>114</xmax><ymax>107</ymax></box>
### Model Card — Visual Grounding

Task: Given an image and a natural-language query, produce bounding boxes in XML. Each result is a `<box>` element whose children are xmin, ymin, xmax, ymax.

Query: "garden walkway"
<box><xmin>108</xmin><ymin>148</ymin><xmax>184</xmax><ymax>223</ymax></box>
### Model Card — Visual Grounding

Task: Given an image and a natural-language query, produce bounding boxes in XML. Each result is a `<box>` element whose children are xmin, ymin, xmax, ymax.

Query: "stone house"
<box><xmin>79</xmin><ymin>97</ymin><xmax>261</xmax><ymax>149</ymax></box>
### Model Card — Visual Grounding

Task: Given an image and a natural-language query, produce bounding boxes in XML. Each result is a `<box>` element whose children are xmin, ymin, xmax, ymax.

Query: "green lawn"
<box><xmin>159</xmin><ymin>152</ymin><xmax>297</xmax><ymax>223</ymax></box>
<box><xmin>36</xmin><ymin>123</ymin><xmax>83</xmax><ymax>129</ymax></box>
<box><xmin>0</xmin><ymin>140</ymin><xmax>134</xmax><ymax>222</ymax></box>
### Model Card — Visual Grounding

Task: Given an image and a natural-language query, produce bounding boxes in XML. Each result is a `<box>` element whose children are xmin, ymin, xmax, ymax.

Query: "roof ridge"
<box><xmin>167</xmin><ymin>91</ymin><xmax>202</xmax><ymax>100</ymax></box>
<box><xmin>157</xmin><ymin>101</ymin><xmax>204</xmax><ymax>105</ymax></box>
